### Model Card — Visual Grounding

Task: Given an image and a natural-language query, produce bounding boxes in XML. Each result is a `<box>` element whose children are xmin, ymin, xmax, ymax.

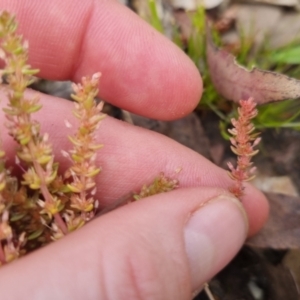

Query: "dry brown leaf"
<box><xmin>168</xmin><ymin>0</ymin><xmax>223</xmax><ymax>10</ymax></box>
<box><xmin>247</xmin><ymin>192</ymin><xmax>300</xmax><ymax>249</ymax></box>
<box><xmin>251</xmin><ymin>0</ymin><xmax>298</xmax><ymax>7</ymax></box>
<box><xmin>269</xmin><ymin>11</ymin><xmax>300</xmax><ymax>49</ymax></box>
<box><xmin>205</xmin><ymin>247</ymin><xmax>299</xmax><ymax>300</ymax></box>
<box><xmin>283</xmin><ymin>249</ymin><xmax>300</xmax><ymax>293</ymax></box>
<box><xmin>206</xmin><ymin>30</ymin><xmax>300</xmax><ymax>104</ymax></box>
<box><xmin>235</xmin><ymin>3</ymin><xmax>282</xmax><ymax>51</ymax></box>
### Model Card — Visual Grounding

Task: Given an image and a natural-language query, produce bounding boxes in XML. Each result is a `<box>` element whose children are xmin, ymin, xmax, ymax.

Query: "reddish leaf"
<box><xmin>247</xmin><ymin>192</ymin><xmax>300</xmax><ymax>249</ymax></box>
<box><xmin>206</xmin><ymin>31</ymin><xmax>300</xmax><ymax>104</ymax></box>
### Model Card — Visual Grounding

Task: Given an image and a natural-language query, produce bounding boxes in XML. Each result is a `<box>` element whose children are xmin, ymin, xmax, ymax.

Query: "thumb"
<box><xmin>0</xmin><ymin>187</ymin><xmax>248</xmax><ymax>300</ymax></box>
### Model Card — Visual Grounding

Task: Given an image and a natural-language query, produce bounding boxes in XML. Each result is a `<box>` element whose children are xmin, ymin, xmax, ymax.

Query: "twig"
<box><xmin>204</xmin><ymin>282</ymin><xmax>216</xmax><ymax>300</ymax></box>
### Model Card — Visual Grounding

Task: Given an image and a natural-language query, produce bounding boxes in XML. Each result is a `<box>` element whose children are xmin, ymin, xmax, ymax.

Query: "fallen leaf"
<box><xmin>252</xmin><ymin>175</ymin><xmax>298</xmax><ymax>197</ymax></box>
<box><xmin>197</xmin><ymin>247</ymin><xmax>299</xmax><ymax>300</ymax></box>
<box><xmin>169</xmin><ymin>0</ymin><xmax>224</xmax><ymax>10</ymax></box>
<box><xmin>235</xmin><ymin>3</ymin><xmax>282</xmax><ymax>51</ymax></box>
<box><xmin>268</xmin><ymin>11</ymin><xmax>300</xmax><ymax>49</ymax></box>
<box><xmin>206</xmin><ymin>29</ymin><xmax>300</xmax><ymax>104</ymax></box>
<box><xmin>263</xmin><ymin>259</ymin><xmax>299</xmax><ymax>300</ymax></box>
<box><xmin>283</xmin><ymin>249</ymin><xmax>300</xmax><ymax>292</ymax></box>
<box><xmin>252</xmin><ymin>0</ymin><xmax>298</xmax><ymax>6</ymax></box>
<box><xmin>247</xmin><ymin>192</ymin><xmax>300</xmax><ymax>249</ymax></box>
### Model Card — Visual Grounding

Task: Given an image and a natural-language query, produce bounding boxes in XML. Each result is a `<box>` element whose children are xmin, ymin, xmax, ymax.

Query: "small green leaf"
<box><xmin>36</xmin><ymin>154</ymin><xmax>52</xmax><ymax>165</ymax></box>
<box><xmin>10</xmin><ymin>212</ymin><xmax>26</xmax><ymax>221</ymax></box>
<box><xmin>67</xmin><ymin>184</ymin><xmax>82</xmax><ymax>193</ymax></box>
<box><xmin>88</xmin><ymin>143</ymin><xmax>103</xmax><ymax>150</ymax></box>
<box><xmin>57</xmin><ymin>201</ymin><xmax>65</xmax><ymax>212</ymax></box>
<box><xmin>68</xmin><ymin>135</ymin><xmax>82</xmax><ymax>147</ymax></box>
<box><xmin>86</xmin><ymin>168</ymin><xmax>101</xmax><ymax>177</ymax></box>
<box><xmin>83</xmin><ymin>96</ymin><xmax>94</xmax><ymax>110</ymax></box>
<box><xmin>26</xmin><ymin>104</ymin><xmax>42</xmax><ymax>114</ymax></box>
<box><xmin>27</xmin><ymin>228</ymin><xmax>44</xmax><ymax>240</ymax></box>
<box><xmin>269</xmin><ymin>46</ymin><xmax>300</xmax><ymax>64</ymax></box>
<box><xmin>148</xmin><ymin>0</ymin><xmax>163</xmax><ymax>33</ymax></box>
<box><xmin>71</xmin><ymin>153</ymin><xmax>84</xmax><ymax>163</ymax></box>
<box><xmin>19</xmin><ymin>135</ymin><xmax>31</xmax><ymax>145</ymax></box>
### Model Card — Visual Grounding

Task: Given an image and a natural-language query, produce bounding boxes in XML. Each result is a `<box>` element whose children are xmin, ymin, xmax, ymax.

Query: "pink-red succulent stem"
<box><xmin>228</xmin><ymin>98</ymin><xmax>260</xmax><ymax>199</ymax></box>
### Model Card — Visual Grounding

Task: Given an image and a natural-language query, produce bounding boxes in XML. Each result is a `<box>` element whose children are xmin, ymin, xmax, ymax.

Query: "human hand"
<box><xmin>0</xmin><ymin>1</ymin><xmax>269</xmax><ymax>299</ymax></box>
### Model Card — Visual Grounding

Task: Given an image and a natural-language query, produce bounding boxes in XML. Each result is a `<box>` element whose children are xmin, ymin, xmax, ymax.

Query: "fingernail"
<box><xmin>184</xmin><ymin>195</ymin><xmax>248</xmax><ymax>292</ymax></box>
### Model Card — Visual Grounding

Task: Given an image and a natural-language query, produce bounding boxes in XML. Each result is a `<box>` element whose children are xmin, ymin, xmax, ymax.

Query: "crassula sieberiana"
<box><xmin>0</xmin><ymin>11</ymin><xmax>179</xmax><ymax>266</ymax></box>
<box><xmin>0</xmin><ymin>10</ymin><xmax>260</xmax><ymax>268</ymax></box>
<box><xmin>0</xmin><ymin>11</ymin><xmax>105</xmax><ymax>264</ymax></box>
<box><xmin>227</xmin><ymin>98</ymin><xmax>261</xmax><ymax>200</ymax></box>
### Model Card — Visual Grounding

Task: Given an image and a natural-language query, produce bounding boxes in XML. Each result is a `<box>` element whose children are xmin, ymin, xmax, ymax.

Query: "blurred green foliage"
<box><xmin>148</xmin><ymin>0</ymin><xmax>164</xmax><ymax>33</ymax></box>
<box><xmin>145</xmin><ymin>1</ymin><xmax>300</xmax><ymax>133</ymax></box>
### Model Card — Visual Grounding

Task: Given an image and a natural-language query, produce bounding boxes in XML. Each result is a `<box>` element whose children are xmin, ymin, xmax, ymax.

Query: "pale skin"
<box><xmin>0</xmin><ymin>1</ymin><xmax>269</xmax><ymax>299</ymax></box>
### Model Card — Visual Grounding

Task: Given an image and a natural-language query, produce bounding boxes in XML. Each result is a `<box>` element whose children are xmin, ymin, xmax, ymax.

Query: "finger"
<box><xmin>0</xmin><ymin>187</ymin><xmax>247</xmax><ymax>300</ymax></box>
<box><xmin>1</xmin><ymin>0</ymin><xmax>202</xmax><ymax>120</ymax></box>
<box><xmin>0</xmin><ymin>91</ymin><xmax>269</xmax><ymax>236</ymax></box>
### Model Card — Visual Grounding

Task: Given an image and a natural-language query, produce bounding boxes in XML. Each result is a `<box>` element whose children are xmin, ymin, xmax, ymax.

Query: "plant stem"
<box><xmin>53</xmin><ymin>213</ymin><xmax>68</xmax><ymax>235</ymax></box>
<box><xmin>204</xmin><ymin>283</ymin><xmax>216</xmax><ymax>300</ymax></box>
<box><xmin>30</xmin><ymin>144</ymin><xmax>68</xmax><ymax>235</ymax></box>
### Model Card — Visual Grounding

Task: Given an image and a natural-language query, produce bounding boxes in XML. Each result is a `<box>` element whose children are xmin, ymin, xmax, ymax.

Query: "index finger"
<box><xmin>1</xmin><ymin>0</ymin><xmax>202</xmax><ymax>120</ymax></box>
